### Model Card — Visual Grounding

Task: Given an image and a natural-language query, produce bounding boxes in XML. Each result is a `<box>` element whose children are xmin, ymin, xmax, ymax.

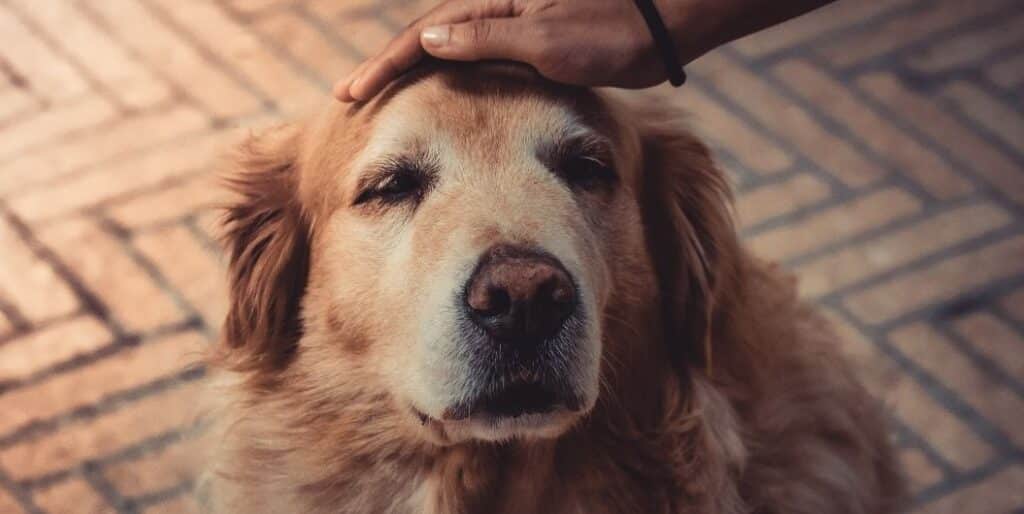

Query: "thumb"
<box><xmin>420</xmin><ymin>18</ymin><xmax>535</xmax><ymax>62</ymax></box>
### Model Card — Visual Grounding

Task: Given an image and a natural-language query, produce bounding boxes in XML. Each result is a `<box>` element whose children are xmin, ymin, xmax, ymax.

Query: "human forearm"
<box><xmin>335</xmin><ymin>0</ymin><xmax>838</xmax><ymax>102</ymax></box>
<box><xmin>659</xmin><ymin>0</ymin><xmax>837</xmax><ymax>63</ymax></box>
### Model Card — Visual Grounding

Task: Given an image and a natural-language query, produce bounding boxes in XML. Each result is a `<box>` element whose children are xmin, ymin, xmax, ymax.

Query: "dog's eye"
<box><xmin>355</xmin><ymin>171</ymin><xmax>424</xmax><ymax>205</ymax></box>
<box><xmin>378</xmin><ymin>174</ymin><xmax>420</xmax><ymax>197</ymax></box>
<box><xmin>560</xmin><ymin>154</ymin><xmax>617</xmax><ymax>189</ymax></box>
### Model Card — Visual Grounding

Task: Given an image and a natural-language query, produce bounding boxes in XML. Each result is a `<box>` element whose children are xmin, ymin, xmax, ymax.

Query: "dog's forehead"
<box><xmin>298</xmin><ymin>64</ymin><xmax>625</xmax><ymax>210</ymax></box>
<box><xmin>372</xmin><ymin>73</ymin><xmax>588</xmax><ymax>157</ymax></box>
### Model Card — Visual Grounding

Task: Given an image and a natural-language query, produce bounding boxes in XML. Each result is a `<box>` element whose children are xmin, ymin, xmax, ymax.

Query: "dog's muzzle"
<box><xmin>449</xmin><ymin>244</ymin><xmax>586</xmax><ymax>420</ymax></box>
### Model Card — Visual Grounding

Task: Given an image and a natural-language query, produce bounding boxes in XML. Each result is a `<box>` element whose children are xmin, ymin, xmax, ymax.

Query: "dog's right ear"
<box><xmin>214</xmin><ymin>126</ymin><xmax>310</xmax><ymax>373</ymax></box>
<box><xmin>631</xmin><ymin>98</ymin><xmax>741</xmax><ymax>377</ymax></box>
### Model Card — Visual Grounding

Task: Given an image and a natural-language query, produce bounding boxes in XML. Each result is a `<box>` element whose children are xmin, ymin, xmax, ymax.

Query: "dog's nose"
<box><xmin>465</xmin><ymin>245</ymin><xmax>576</xmax><ymax>344</ymax></box>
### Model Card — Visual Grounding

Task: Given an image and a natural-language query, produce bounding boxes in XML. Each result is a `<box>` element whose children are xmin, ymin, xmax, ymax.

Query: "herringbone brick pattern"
<box><xmin>0</xmin><ymin>1</ymin><xmax>1021</xmax><ymax>512</ymax></box>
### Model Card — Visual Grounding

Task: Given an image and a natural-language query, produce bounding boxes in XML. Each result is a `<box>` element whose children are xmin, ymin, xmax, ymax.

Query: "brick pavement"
<box><xmin>0</xmin><ymin>1</ymin><xmax>1021</xmax><ymax>512</ymax></box>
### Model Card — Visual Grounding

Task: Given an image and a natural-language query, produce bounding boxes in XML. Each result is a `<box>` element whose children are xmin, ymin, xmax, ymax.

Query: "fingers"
<box><xmin>343</xmin><ymin>29</ymin><xmax>425</xmax><ymax>101</ymax></box>
<box><xmin>334</xmin><ymin>0</ymin><xmax>461</xmax><ymax>101</ymax></box>
<box><xmin>333</xmin><ymin>59</ymin><xmax>371</xmax><ymax>102</ymax></box>
<box><xmin>334</xmin><ymin>0</ymin><xmax>521</xmax><ymax>102</ymax></box>
<box><xmin>419</xmin><ymin>18</ymin><xmax>537</xmax><ymax>62</ymax></box>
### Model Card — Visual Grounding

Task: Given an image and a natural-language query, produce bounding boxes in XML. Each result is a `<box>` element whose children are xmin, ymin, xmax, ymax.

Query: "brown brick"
<box><xmin>0</xmin><ymin>87</ymin><xmax>37</xmax><ymax>123</ymax></box>
<box><xmin>797</xmin><ymin>203</ymin><xmax>1011</xmax><ymax>298</ymax></box>
<box><xmin>254</xmin><ymin>10</ymin><xmax>359</xmax><ymax>82</ymax></box>
<box><xmin>144</xmin><ymin>494</ymin><xmax>201</xmax><ymax>514</ymax></box>
<box><xmin>821</xmin><ymin>310</ymin><xmax>902</xmax><ymax>400</ymax></box>
<box><xmin>900</xmin><ymin>448</ymin><xmax>943</xmax><ymax>495</ymax></box>
<box><xmin>0</xmin><ymin>96</ymin><xmax>116</xmax><ymax>160</ymax></box>
<box><xmin>193</xmin><ymin>210</ymin><xmax>223</xmax><ymax>244</ymax></box>
<box><xmin>0</xmin><ymin>315</ymin><xmax>112</xmax><ymax>383</ymax></box>
<box><xmin>83</xmin><ymin>0</ymin><xmax>262</xmax><ymax>119</ymax></box>
<box><xmin>816</xmin><ymin>0</ymin><xmax>1015</xmax><ymax>68</ymax></box>
<box><xmin>0</xmin><ymin>105</ymin><xmax>208</xmax><ymax>195</ymax></box>
<box><xmin>890</xmin><ymin>371</ymin><xmax>994</xmax><ymax>471</ymax></box>
<box><xmin>0</xmin><ymin>6</ymin><xmax>90</xmax><ymax>102</ymax></box>
<box><xmin>0</xmin><ymin>488</ymin><xmax>24</xmax><ymax>514</ymax></box>
<box><xmin>0</xmin><ymin>218</ymin><xmax>79</xmax><ymax>323</ymax></box>
<box><xmin>1002</xmin><ymin>288</ymin><xmax>1024</xmax><ymax>322</ymax></box>
<box><xmin>0</xmin><ymin>330</ymin><xmax>203</xmax><ymax>436</ymax></box>
<box><xmin>916</xmin><ymin>466</ymin><xmax>1024</xmax><ymax>513</ymax></box>
<box><xmin>9</xmin><ymin>132</ymin><xmax>224</xmax><ymax>222</ymax></box>
<box><xmin>680</xmin><ymin>85</ymin><xmax>792</xmax><ymax>174</ymax></box>
<box><xmin>845</xmin><ymin>235</ymin><xmax>1024</xmax><ymax>324</ymax></box>
<box><xmin>908</xmin><ymin>12</ymin><xmax>1024</xmax><ymax>73</ymax></box>
<box><xmin>953</xmin><ymin>313</ymin><xmax>1024</xmax><ymax>381</ymax></box>
<box><xmin>748</xmin><ymin>188</ymin><xmax>921</xmax><ymax>262</ymax></box>
<box><xmin>858</xmin><ymin>73</ymin><xmax>1024</xmax><ymax>206</ymax></box>
<box><xmin>106</xmin><ymin>172</ymin><xmax>231</xmax><ymax>229</ymax></box>
<box><xmin>941</xmin><ymin>82</ymin><xmax>1024</xmax><ymax>154</ymax></box>
<box><xmin>134</xmin><ymin>225</ymin><xmax>227</xmax><ymax>329</ymax></box>
<box><xmin>147</xmin><ymin>0</ymin><xmax>323</xmax><ymax>115</ymax></box>
<box><xmin>775</xmin><ymin>60</ymin><xmax>971</xmax><ymax>199</ymax></box>
<box><xmin>36</xmin><ymin>220</ymin><xmax>183</xmax><ymax>331</ymax></box>
<box><xmin>333</xmin><ymin>17</ymin><xmax>396</xmax><ymax>58</ymax></box>
<box><xmin>692</xmin><ymin>53</ymin><xmax>885</xmax><ymax>187</ymax></box>
<box><xmin>735</xmin><ymin>173</ymin><xmax>831</xmax><ymax>229</ymax></box>
<box><xmin>33</xmin><ymin>480</ymin><xmax>113</xmax><ymax>514</ymax></box>
<box><xmin>732</xmin><ymin>0</ymin><xmax>915</xmax><ymax>57</ymax></box>
<box><xmin>986</xmin><ymin>52</ymin><xmax>1024</xmax><ymax>90</ymax></box>
<box><xmin>823</xmin><ymin>311</ymin><xmax>993</xmax><ymax>469</ymax></box>
<box><xmin>104</xmin><ymin>435</ymin><xmax>202</xmax><ymax>497</ymax></box>
<box><xmin>0</xmin><ymin>380</ymin><xmax>202</xmax><ymax>480</ymax></box>
<box><xmin>229</xmin><ymin>0</ymin><xmax>298</xmax><ymax>13</ymax></box>
<box><xmin>891</xmin><ymin>324</ymin><xmax>1024</xmax><ymax>447</ymax></box>
<box><xmin>308</xmin><ymin>0</ymin><xmax>381</xmax><ymax>21</ymax></box>
<box><xmin>7</xmin><ymin>0</ymin><xmax>169</xmax><ymax>110</ymax></box>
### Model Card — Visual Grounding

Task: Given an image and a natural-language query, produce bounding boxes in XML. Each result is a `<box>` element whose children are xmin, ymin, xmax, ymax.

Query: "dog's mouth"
<box><xmin>434</xmin><ymin>371</ymin><xmax>583</xmax><ymax>422</ymax></box>
<box><xmin>410</xmin><ymin>317</ymin><xmax>595</xmax><ymax>440</ymax></box>
<box><xmin>449</xmin><ymin>381</ymin><xmax>560</xmax><ymax>420</ymax></box>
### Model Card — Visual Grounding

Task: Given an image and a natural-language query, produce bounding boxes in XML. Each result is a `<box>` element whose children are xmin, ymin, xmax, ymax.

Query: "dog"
<box><xmin>199</xmin><ymin>62</ymin><xmax>903</xmax><ymax>514</ymax></box>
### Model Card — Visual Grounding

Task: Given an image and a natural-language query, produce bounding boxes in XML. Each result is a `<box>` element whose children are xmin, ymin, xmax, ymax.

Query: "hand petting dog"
<box><xmin>334</xmin><ymin>0</ymin><xmax>835</xmax><ymax>102</ymax></box>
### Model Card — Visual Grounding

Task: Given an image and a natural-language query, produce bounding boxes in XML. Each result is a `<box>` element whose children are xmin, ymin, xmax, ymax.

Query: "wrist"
<box><xmin>655</xmin><ymin>0</ymin><xmax>742</xmax><ymax>64</ymax></box>
<box><xmin>661</xmin><ymin>0</ymin><xmax>839</xmax><ymax>63</ymax></box>
<box><xmin>636</xmin><ymin>0</ymin><xmax>689</xmax><ymax>86</ymax></box>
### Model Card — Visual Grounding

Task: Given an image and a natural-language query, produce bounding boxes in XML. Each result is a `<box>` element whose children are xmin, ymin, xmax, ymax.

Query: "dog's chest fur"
<box><xmin>406</xmin><ymin>441</ymin><xmax>680</xmax><ymax>514</ymax></box>
<box><xmin>202</xmin><ymin>374</ymin><xmax>745</xmax><ymax>514</ymax></box>
<box><xmin>271</xmin><ymin>438</ymin><xmax>721</xmax><ymax>514</ymax></box>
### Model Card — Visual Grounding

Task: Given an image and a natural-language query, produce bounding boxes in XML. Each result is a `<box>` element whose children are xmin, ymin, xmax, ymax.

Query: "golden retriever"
<box><xmin>199</xmin><ymin>62</ymin><xmax>903</xmax><ymax>514</ymax></box>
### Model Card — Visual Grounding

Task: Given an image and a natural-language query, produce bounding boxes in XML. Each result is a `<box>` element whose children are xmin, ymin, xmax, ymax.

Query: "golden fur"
<box><xmin>200</xmin><ymin>63</ymin><xmax>903</xmax><ymax>514</ymax></box>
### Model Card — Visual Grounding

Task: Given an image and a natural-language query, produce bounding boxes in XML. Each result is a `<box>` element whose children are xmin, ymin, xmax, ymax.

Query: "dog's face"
<box><xmin>218</xmin><ymin>64</ymin><xmax>733</xmax><ymax>445</ymax></box>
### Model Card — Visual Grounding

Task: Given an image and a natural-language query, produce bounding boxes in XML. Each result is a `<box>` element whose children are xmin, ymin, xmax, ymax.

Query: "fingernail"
<box><xmin>421</xmin><ymin>25</ymin><xmax>450</xmax><ymax>47</ymax></box>
<box><xmin>349</xmin><ymin>75</ymin><xmax>363</xmax><ymax>96</ymax></box>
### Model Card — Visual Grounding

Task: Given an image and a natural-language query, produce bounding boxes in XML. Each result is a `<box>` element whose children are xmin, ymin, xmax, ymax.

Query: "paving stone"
<box><xmin>0</xmin><ymin>330</ymin><xmax>204</xmax><ymax>437</ymax></box>
<box><xmin>33</xmin><ymin>480</ymin><xmax>112</xmax><ymax>514</ymax></box>
<box><xmin>0</xmin><ymin>315</ymin><xmax>112</xmax><ymax>383</ymax></box>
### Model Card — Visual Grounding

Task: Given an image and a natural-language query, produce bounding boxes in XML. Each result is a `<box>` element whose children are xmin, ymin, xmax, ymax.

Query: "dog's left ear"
<box><xmin>638</xmin><ymin>113</ymin><xmax>740</xmax><ymax>375</ymax></box>
<box><xmin>215</xmin><ymin>125</ymin><xmax>311</xmax><ymax>373</ymax></box>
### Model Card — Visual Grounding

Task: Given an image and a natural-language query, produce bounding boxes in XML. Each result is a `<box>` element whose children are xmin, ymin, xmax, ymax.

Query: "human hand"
<box><xmin>333</xmin><ymin>0</ymin><xmax>836</xmax><ymax>102</ymax></box>
<box><xmin>333</xmin><ymin>0</ymin><xmax>682</xmax><ymax>102</ymax></box>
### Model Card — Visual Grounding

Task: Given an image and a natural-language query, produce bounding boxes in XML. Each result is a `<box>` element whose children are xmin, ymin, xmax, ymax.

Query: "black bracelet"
<box><xmin>633</xmin><ymin>0</ymin><xmax>687</xmax><ymax>87</ymax></box>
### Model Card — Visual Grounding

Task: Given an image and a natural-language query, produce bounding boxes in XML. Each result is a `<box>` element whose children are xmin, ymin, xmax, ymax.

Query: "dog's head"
<box><xmin>214</xmin><ymin>63</ymin><xmax>736</xmax><ymax>444</ymax></box>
